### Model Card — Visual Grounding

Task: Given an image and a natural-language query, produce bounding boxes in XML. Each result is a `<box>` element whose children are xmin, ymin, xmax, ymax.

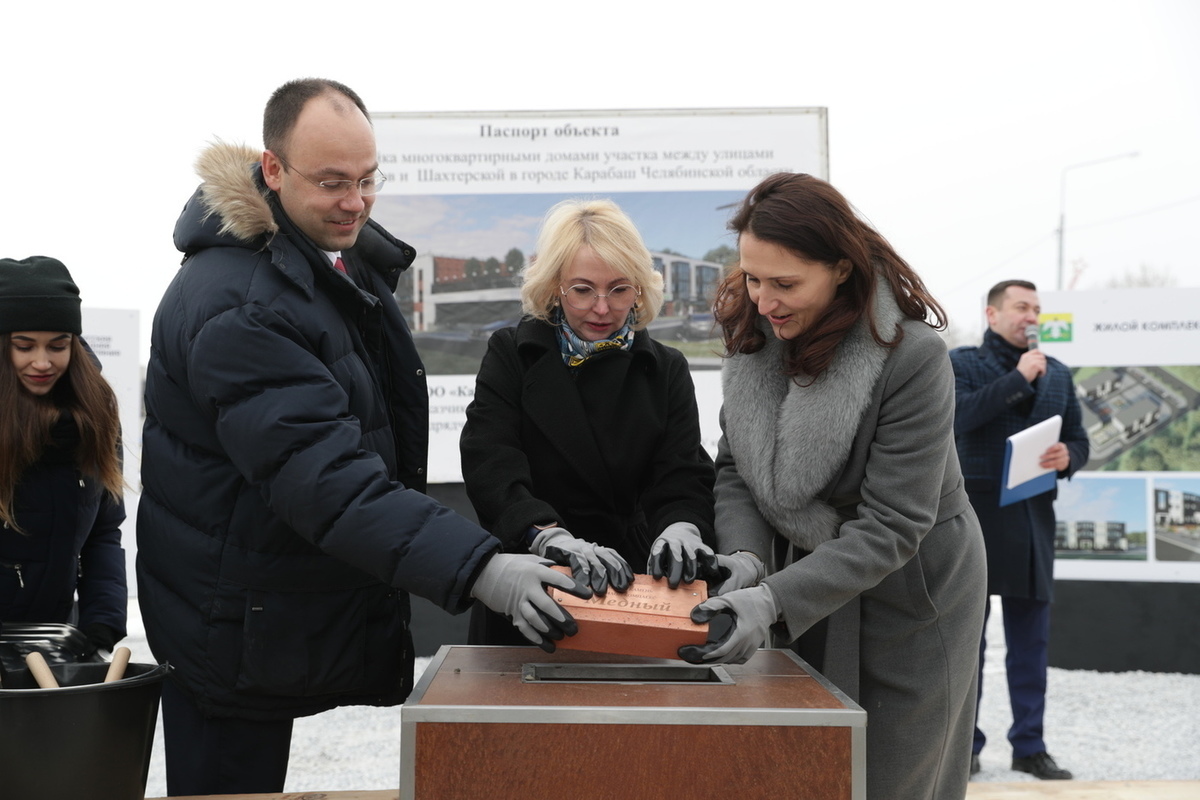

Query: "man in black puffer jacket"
<box><xmin>138</xmin><ymin>78</ymin><xmax>585</xmax><ymax>796</ymax></box>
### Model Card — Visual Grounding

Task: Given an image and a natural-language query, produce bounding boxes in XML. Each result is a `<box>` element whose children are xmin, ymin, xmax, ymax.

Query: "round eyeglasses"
<box><xmin>560</xmin><ymin>284</ymin><xmax>641</xmax><ymax>311</ymax></box>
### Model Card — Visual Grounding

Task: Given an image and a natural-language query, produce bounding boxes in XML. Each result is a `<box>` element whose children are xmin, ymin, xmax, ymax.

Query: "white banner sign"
<box><xmin>374</xmin><ymin>108</ymin><xmax>827</xmax><ymax>195</ymax></box>
<box><xmin>81</xmin><ymin>307</ymin><xmax>141</xmax><ymax>593</ymax></box>
<box><xmin>1037</xmin><ymin>289</ymin><xmax>1200</xmax><ymax>583</ymax></box>
<box><xmin>373</xmin><ymin>107</ymin><xmax>828</xmax><ymax>483</ymax></box>
<box><xmin>1039</xmin><ymin>288</ymin><xmax>1200</xmax><ymax>367</ymax></box>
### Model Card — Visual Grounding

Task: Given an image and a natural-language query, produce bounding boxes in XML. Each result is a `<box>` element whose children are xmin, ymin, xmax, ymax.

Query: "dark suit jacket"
<box><xmin>949</xmin><ymin>329</ymin><xmax>1089</xmax><ymax>600</ymax></box>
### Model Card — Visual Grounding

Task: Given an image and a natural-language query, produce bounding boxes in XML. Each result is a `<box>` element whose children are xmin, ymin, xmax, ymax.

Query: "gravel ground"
<box><xmin>124</xmin><ymin>597</ymin><xmax>1199</xmax><ymax>797</ymax></box>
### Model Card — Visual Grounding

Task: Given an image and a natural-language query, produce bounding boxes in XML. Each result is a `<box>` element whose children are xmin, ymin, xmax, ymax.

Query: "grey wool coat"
<box><xmin>716</xmin><ymin>287</ymin><xmax>987</xmax><ymax>800</ymax></box>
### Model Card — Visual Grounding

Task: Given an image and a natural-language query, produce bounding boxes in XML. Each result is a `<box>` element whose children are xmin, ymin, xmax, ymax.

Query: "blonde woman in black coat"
<box><xmin>0</xmin><ymin>256</ymin><xmax>126</xmax><ymax>656</ymax></box>
<box><xmin>460</xmin><ymin>199</ymin><xmax>717</xmax><ymax>645</ymax></box>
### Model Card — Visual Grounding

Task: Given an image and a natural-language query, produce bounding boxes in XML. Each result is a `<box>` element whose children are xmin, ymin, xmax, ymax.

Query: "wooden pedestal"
<box><xmin>400</xmin><ymin>646</ymin><xmax>865</xmax><ymax>799</ymax></box>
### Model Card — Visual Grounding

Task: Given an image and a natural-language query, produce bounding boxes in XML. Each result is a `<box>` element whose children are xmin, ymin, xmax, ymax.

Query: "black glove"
<box><xmin>694</xmin><ymin>550</ymin><xmax>766</xmax><ymax>596</ymax></box>
<box><xmin>678</xmin><ymin>584</ymin><xmax>780</xmax><ymax>665</ymax></box>
<box><xmin>647</xmin><ymin>522</ymin><xmax>713</xmax><ymax>589</ymax></box>
<box><xmin>84</xmin><ymin>623</ymin><xmax>119</xmax><ymax>655</ymax></box>
<box><xmin>531</xmin><ymin>527</ymin><xmax>633</xmax><ymax>595</ymax></box>
<box><xmin>470</xmin><ymin>553</ymin><xmax>591</xmax><ymax>653</ymax></box>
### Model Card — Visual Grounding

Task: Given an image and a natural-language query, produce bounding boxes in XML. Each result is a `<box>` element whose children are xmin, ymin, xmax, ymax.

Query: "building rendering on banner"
<box><xmin>1154</xmin><ymin>489</ymin><xmax>1200</xmax><ymax>528</ymax></box>
<box><xmin>1073</xmin><ymin>364</ymin><xmax>1194</xmax><ymax>470</ymax></box>
<box><xmin>397</xmin><ymin>250</ymin><xmax>724</xmax><ymax>334</ymax></box>
<box><xmin>1055</xmin><ymin>520</ymin><xmax>1129</xmax><ymax>552</ymax></box>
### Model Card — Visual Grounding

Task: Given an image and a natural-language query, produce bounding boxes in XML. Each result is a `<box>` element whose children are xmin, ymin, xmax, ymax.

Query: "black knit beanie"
<box><xmin>0</xmin><ymin>256</ymin><xmax>82</xmax><ymax>335</ymax></box>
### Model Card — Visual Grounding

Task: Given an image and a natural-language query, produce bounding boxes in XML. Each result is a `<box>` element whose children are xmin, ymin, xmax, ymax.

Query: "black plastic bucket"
<box><xmin>0</xmin><ymin>660</ymin><xmax>169</xmax><ymax>800</ymax></box>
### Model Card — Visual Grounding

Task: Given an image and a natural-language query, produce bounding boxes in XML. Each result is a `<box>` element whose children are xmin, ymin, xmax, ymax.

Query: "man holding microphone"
<box><xmin>950</xmin><ymin>280</ymin><xmax>1090</xmax><ymax>780</ymax></box>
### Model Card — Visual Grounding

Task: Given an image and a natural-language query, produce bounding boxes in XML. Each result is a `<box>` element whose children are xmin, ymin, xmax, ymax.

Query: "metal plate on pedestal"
<box><xmin>521</xmin><ymin>662</ymin><xmax>734</xmax><ymax>685</ymax></box>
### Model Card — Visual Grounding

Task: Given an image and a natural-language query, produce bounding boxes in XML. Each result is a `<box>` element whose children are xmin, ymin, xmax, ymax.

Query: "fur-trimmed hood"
<box><xmin>174</xmin><ymin>142</ymin><xmax>276</xmax><ymax>257</ymax></box>
<box><xmin>720</xmin><ymin>283</ymin><xmax>904</xmax><ymax>550</ymax></box>
<box><xmin>172</xmin><ymin>141</ymin><xmax>415</xmax><ymax>290</ymax></box>
<box><xmin>196</xmin><ymin>141</ymin><xmax>278</xmax><ymax>243</ymax></box>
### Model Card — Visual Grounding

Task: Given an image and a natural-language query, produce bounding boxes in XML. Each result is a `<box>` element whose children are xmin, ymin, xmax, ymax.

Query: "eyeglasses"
<box><xmin>560</xmin><ymin>283</ymin><xmax>641</xmax><ymax>311</ymax></box>
<box><xmin>276</xmin><ymin>155</ymin><xmax>387</xmax><ymax>197</ymax></box>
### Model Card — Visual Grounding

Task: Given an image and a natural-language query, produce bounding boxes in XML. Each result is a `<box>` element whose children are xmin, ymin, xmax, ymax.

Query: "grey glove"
<box><xmin>677</xmin><ymin>583</ymin><xmax>780</xmax><ymax>665</ymax></box>
<box><xmin>470</xmin><ymin>553</ymin><xmax>591</xmax><ymax>653</ymax></box>
<box><xmin>647</xmin><ymin>522</ymin><xmax>713</xmax><ymax>589</ymax></box>
<box><xmin>695</xmin><ymin>550</ymin><xmax>767</xmax><ymax>596</ymax></box>
<box><xmin>531</xmin><ymin>526</ymin><xmax>633</xmax><ymax>595</ymax></box>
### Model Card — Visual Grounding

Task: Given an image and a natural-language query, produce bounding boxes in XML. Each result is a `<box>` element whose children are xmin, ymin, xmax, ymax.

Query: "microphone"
<box><xmin>1025</xmin><ymin>324</ymin><xmax>1039</xmax><ymax>350</ymax></box>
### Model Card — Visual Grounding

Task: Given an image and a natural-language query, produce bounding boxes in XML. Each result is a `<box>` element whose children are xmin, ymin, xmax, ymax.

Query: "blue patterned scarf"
<box><xmin>554</xmin><ymin>306</ymin><xmax>636</xmax><ymax>367</ymax></box>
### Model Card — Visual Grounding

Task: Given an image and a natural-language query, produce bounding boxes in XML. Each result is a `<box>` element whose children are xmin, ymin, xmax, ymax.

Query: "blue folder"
<box><xmin>999</xmin><ymin>452</ymin><xmax>1057</xmax><ymax>506</ymax></box>
<box><xmin>999</xmin><ymin>415</ymin><xmax>1062</xmax><ymax>507</ymax></box>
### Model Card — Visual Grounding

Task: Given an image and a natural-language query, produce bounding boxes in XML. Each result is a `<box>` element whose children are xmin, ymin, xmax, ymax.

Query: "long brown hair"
<box><xmin>0</xmin><ymin>334</ymin><xmax>124</xmax><ymax>532</ymax></box>
<box><xmin>713</xmin><ymin>173</ymin><xmax>947</xmax><ymax>380</ymax></box>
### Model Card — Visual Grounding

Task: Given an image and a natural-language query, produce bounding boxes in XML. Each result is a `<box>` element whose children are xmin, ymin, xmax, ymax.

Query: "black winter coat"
<box><xmin>950</xmin><ymin>329</ymin><xmax>1089</xmax><ymax>600</ymax></box>
<box><xmin>461</xmin><ymin>318</ymin><xmax>715</xmax><ymax>557</ymax></box>
<box><xmin>137</xmin><ymin>144</ymin><xmax>498</xmax><ymax>720</ymax></box>
<box><xmin>460</xmin><ymin>318</ymin><xmax>715</xmax><ymax>643</ymax></box>
<box><xmin>1</xmin><ymin>417</ymin><xmax>127</xmax><ymax>641</ymax></box>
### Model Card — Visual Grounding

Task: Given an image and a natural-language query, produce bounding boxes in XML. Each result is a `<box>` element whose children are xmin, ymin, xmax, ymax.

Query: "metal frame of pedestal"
<box><xmin>400</xmin><ymin>646</ymin><xmax>866</xmax><ymax>799</ymax></box>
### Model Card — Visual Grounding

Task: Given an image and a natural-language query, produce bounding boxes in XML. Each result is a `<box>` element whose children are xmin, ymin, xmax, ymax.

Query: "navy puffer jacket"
<box><xmin>1</xmin><ymin>415</ymin><xmax>127</xmax><ymax>643</ymax></box>
<box><xmin>137</xmin><ymin>143</ymin><xmax>497</xmax><ymax>720</ymax></box>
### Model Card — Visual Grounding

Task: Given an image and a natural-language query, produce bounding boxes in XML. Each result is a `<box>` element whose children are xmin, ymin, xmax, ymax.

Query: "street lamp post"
<box><xmin>1057</xmin><ymin>151</ymin><xmax>1139</xmax><ymax>290</ymax></box>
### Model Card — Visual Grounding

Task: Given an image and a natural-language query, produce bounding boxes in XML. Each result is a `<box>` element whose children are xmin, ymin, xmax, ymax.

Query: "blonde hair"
<box><xmin>520</xmin><ymin>198</ymin><xmax>664</xmax><ymax>329</ymax></box>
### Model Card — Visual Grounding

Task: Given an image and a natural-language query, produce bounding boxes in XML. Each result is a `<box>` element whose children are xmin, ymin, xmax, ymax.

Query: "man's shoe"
<box><xmin>970</xmin><ymin>754</ymin><xmax>981</xmax><ymax>776</ymax></box>
<box><xmin>1012</xmin><ymin>751</ymin><xmax>1073</xmax><ymax>780</ymax></box>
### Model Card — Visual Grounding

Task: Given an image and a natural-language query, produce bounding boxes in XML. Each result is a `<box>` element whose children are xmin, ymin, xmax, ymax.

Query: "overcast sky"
<box><xmin>4</xmin><ymin>0</ymin><xmax>1197</xmax><ymax>355</ymax></box>
<box><xmin>1057</xmin><ymin>476</ymin><xmax>1147</xmax><ymax>524</ymax></box>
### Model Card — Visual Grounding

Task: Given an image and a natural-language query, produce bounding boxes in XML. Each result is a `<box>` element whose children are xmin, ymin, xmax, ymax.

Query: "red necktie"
<box><xmin>333</xmin><ymin>257</ymin><xmax>347</xmax><ymax>273</ymax></box>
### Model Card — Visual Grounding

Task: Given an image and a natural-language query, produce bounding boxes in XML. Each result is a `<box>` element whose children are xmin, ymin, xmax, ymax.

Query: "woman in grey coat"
<box><xmin>680</xmin><ymin>173</ymin><xmax>987</xmax><ymax>799</ymax></box>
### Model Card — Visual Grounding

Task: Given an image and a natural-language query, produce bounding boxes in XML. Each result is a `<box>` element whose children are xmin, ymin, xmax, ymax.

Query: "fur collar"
<box><xmin>195</xmin><ymin>141</ymin><xmax>277</xmax><ymax>243</ymax></box>
<box><xmin>721</xmin><ymin>284</ymin><xmax>903</xmax><ymax>550</ymax></box>
<box><xmin>177</xmin><ymin>141</ymin><xmax>416</xmax><ymax>296</ymax></box>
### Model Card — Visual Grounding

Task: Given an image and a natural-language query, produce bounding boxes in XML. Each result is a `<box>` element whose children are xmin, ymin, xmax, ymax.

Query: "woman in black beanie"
<box><xmin>0</xmin><ymin>255</ymin><xmax>128</xmax><ymax>656</ymax></box>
